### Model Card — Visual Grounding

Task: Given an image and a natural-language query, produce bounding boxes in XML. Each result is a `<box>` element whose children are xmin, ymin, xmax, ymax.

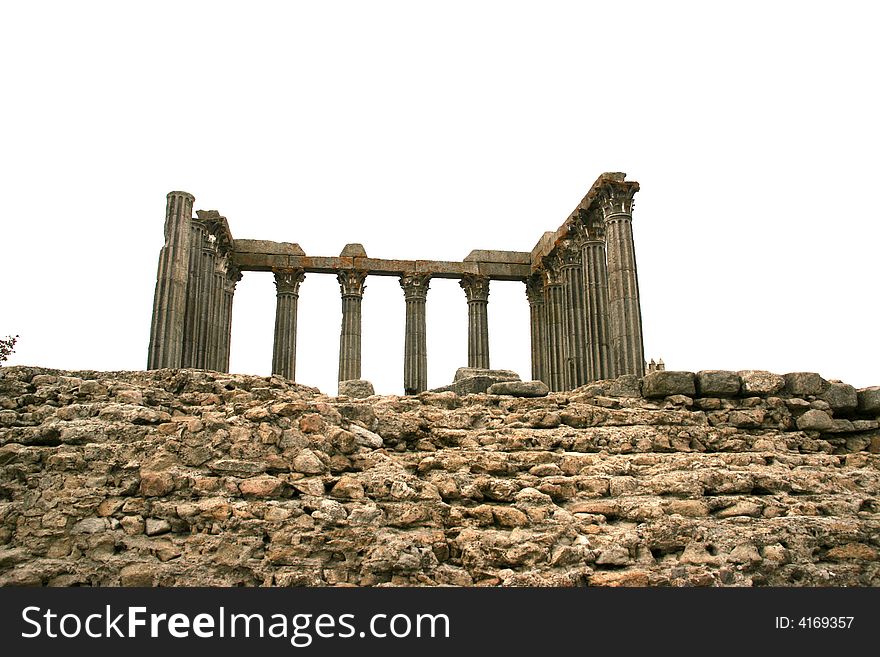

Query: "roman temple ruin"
<box><xmin>147</xmin><ymin>172</ymin><xmax>645</xmax><ymax>393</ymax></box>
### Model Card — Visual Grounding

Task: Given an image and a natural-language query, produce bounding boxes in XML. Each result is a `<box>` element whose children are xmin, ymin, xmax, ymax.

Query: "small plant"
<box><xmin>0</xmin><ymin>335</ymin><xmax>18</xmax><ymax>365</ymax></box>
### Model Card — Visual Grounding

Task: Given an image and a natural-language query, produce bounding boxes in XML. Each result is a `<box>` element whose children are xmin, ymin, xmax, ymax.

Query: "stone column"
<box><xmin>560</xmin><ymin>241</ymin><xmax>588</xmax><ymax>389</ymax></box>
<box><xmin>337</xmin><ymin>270</ymin><xmax>368</xmax><ymax>382</ymax></box>
<box><xmin>542</xmin><ymin>262</ymin><xmax>567</xmax><ymax>392</ymax></box>
<box><xmin>197</xmin><ymin>235</ymin><xmax>217</xmax><ymax>370</ymax></box>
<box><xmin>525</xmin><ymin>274</ymin><xmax>547</xmax><ymax>384</ymax></box>
<box><xmin>208</xmin><ymin>255</ymin><xmax>228</xmax><ymax>371</ymax></box>
<box><xmin>272</xmin><ymin>268</ymin><xmax>306</xmax><ymax>380</ymax></box>
<box><xmin>400</xmin><ymin>272</ymin><xmax>431</xmax><ymax>395</ymax></box>
<box><xmin>220</xmin><ymin>264</ymin><xmax>241</xmax><ymax>373</ymax></box>
<box><xmin>579</xmin><ymin>211</ymin><xmax>612</xmax><ymax>381</ymax></box>
<box><xmin>459</xmin><ymin>274</ymin><xmax>490</xmax><ymax>369</ymax></box>
<box><xmin>600</xmin><ymin>180</ymin><xmax>644</xmax><ymax>378</ymax></box>
<box><xmin>181</xmin><ymin>218</ymin><xmax>206</xmax><ymax>368</ymax></box>
<box><xmin>148</xmin><ymin>191</ymin><xmax>194</xmax><ymax>370</ymax></box>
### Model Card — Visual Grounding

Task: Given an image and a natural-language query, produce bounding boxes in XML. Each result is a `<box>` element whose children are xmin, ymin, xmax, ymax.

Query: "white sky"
<box><xmin>2</xmin><ymin>1</ymin><xmax>878</xmax><ymax>393</ymax></box>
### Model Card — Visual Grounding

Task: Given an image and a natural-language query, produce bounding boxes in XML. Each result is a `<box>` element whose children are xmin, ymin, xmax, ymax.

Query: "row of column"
<box><xmin>268</xmin><ymin>269</ymin><xmax>493</xmax><ymax>394</ymax></box>
<box><xmin>148</xmin><ymin>194</ymin><xmax>240</xmax><ymax>372</ymax></box>
<box><xmin>525</xmin><ymin>180</ymin><xmax>643</xmax><ymax>391</ymax></box>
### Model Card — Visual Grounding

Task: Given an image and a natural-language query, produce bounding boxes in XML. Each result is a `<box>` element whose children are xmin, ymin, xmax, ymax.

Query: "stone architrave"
<box><xmin>272</xmin><ymin>268</ymin><xmax>306</xmax><ymax>380</ymax></box>
<box><xmin>525</xmin><ymin>273</ymin><xmax>547</xmax><ymax>385</ymax></box>
<box><xmin>337</xmin><ymin>270</ymin><xmax>368</xmax><ymax>382</ymax></box>
<box><xmin>600</xmin><ymin>180</ymin><xmax>644</xmax><ymax>378</ymax></box>
<box><xmin>400</xmin><ymin>272</ymin><xmax>431</xmax><ymax>395</ymax></box>
<box><xmin>459</xmin><ymin>274</ymin><xmax>490</xmax><ymax>369</ymax></box>
<box><xmin>148</xmin><ymin>191</ymin><xmax>194</xmax><ymax>370</ymax></box>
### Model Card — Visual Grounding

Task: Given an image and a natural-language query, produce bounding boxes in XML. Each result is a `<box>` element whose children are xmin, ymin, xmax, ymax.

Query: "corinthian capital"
<box><xmin>274</xmin><ymin>268</ymin><xmax>306</xmax><ymax>295</ymax></box>
<box><xmin>525</xmin><ymin>274</ymin><xmax>545</xmax><ymax>305</ymax></box>
<box><xmin>400</xmin><ymin>272</ymin><xmax>431</xmax><ymax>300</ymax></box>
<box><xmin>337</xmin><ymin>269</ymin><xmax>368</xmax><ymax>297</ymax></box>
<box><xmin>557</xmin><ymin>240</ymin><xmax>582</xmax><ymax>268</ymax></box>
<box><xmin>598</xmin><ymin>180</ymin><xmax>639</xmax><ymax>220</ymax></box>
<box><xmin>459</xmin><ymin>274</ymin><xmax>490</xmax><ymax>302</ymax></box>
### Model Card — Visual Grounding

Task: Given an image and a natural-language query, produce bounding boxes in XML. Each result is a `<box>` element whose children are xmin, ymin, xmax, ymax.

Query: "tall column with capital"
<box><xmin>525</xmin><ymin>274</ymin><xmax>547</xmax><ymax>384</ymax></box>
<box><xmin>208</xmin><ymin>254</ymin><xmax>229</xmax><ymax>371</ymax></box>
<box><xmin>542</xmin><ymin>260</ymin><xmax>567</xmax><ymax>391</ymax></box>
<box><xmin>560</xmin><ymin>241</ymin><xmax>588</xmax><ymax>389</ymax></box>
<box><xmin>337</xmin><ymin>270</ymin><xmax>368</xmax><ymax>382</ymax></box>
<box><xmin>400</xmin><ymin>272</ymin><xmax>431</xmax><ymax>395</ymax></box>
<box><xmin>578</xmin><ymin>210</ymin><xmax>612</xmax><ymax>381</ymax></box>
<box><xmin>600</xmin><ymin>180</ymin><xmax>644</xmax><ymax>377</ymax></box>
<box><xmin>459</xmin><ymin>274</ymin><xmax>490</xmax><ymax>369</ymax></box>
<box><xmin>148</xmin><ymin>191</ymin><xmax>195</xmax><ymax>370</ymax></box>
<box><xmin>220</xmin><ymin>264</ymin><xmax>241</xmax><ymax>373</ymax></box>
<box><xmin>272</xmin><ymin>269</ymin><xmax>306</xmax><ymax>380</ymax></box>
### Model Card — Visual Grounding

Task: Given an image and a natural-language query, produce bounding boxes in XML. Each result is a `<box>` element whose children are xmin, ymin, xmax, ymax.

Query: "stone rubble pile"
<box><xmin>0</xmin><ymin>366</ymin><xmax>878</xmax><ymax>587</ymax></box>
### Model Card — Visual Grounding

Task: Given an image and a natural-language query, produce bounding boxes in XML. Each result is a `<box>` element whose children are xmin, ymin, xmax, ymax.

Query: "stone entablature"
<box><xmin>147</xmin><ymin>172</ymin><xmax>645</xmax><ymax>394</ymax></box>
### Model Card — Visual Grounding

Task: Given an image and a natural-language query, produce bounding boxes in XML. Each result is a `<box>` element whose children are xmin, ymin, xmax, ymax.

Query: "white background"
<box><xmin>2</xmin><ymin>1</ymin><xmax>878</xmax><ymax>394</ymax></box>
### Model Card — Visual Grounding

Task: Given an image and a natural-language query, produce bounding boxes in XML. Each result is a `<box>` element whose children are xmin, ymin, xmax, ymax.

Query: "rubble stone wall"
<box><xmin>1</xmin><ymin>366</ymin><xmax>878</xmax><ymax>587</ymax></box>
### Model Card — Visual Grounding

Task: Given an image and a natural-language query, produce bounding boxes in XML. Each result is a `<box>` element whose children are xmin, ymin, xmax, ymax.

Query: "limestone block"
<box><xmin>783</xmin><ymin>372</ymin><xmax>829</xmax><ymax>396</ymax></box>
<box><xmin>487</xmin><ymin>380</ymin><xmax>549</xmax><ymax>397</ymax></box>
<box><xmin>641</xmin><ymin>371</ymin><xmax>696</xmax><ymax>398</ymax></box>
<box><xmin>738</xmin><ymin>370</ymin><xmax>785</xmax><ymax>395</ymax></box>
<box><xmin>857</xmin><ymin>386</ymin><xmax>880</xmax><ymax>415</ymax></box>
<box><xmin>695</xmin><ymin>370</ymin><xmax>741</xmax><ymax>397</ymax></box>
<box><xmin>820</xmin><ymin>382</ymin><xmax>858</xmax><ymax>413</ymax></box>
<box><xmin>338</xmin><ymin>379</ymin><xmax>375</xmax><ymax>398</ymax></box>
<box><xmin>796</xmin><ymin>409</ymin><xmax>834</xmax><ymax>431</ymax></box>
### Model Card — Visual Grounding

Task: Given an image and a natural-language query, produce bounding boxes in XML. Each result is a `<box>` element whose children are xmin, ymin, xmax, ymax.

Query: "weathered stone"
<box><xmin>695</xmin><ymin>370</ymin><xmax>741</xmax><ymax>398</ymax></box>
<box><xmin>145</xmin><ymin>518</ymin><xmax>171</xmax><ymax>536</ymax></box>
<box><xmin>820</xmin><ymin>382</ymin><xmax>858</xmax><ymax>413</ymax></box>
<box><xmin>857</xmin><ymin>387</ymin><xmax>880</xmax><ymax>415</ymax></box>
<box><xmin>239</xmin><ymin>475</ymin><xmax>283</xmax><ymax>497</ymax></box>
<box><xmin>454</xmin><ymin>367</ymin><xmax>520</xmax><ymax>383</ymax></box>
<box><xmin>338</xmin><ymin>379</ymin><xmax>375</xmax><ymax>399</ymax></box>
<box><xmin>487</xmin><ymin>380</ymin><xmax>549</xmax><ymax>397</ymax></box>
<box><xmin>825</xmin><ymin>543</ymin><xmax>878</xmax><ymax>561</ymax></box>
<box><xmin>139</xmin><ymin>471</ymin><xmax>174</xmax><ymax>497</ymax></box>
<box><xmin>294</xmin><ymin>448</ymin><xmax>327</xmax><ymax>474</ymax></box>
<box><xmin>641</xmin><ymin>371</ymin><xmax>696</xmax><ymax>398</ymax></box>
<box><xmin>330</xmin><ymin>476</ymin><xmax>365</xmax><ymax>500</ymax></box>
<box><xmin>796</xmin><ymin>409</ymin><xmax>834</xmax><ymax>432</ymax></box>
<box><xmin>738</xmin><ymin>370</ymin><xmax>785</xmax><ymax>395</ymax></box>
<box><xmin>783</xmin><ymin>372</ymin><xmax>829</xmax><ymax>397</ymax></box>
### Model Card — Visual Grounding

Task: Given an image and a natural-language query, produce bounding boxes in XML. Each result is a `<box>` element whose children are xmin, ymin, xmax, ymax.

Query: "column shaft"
<box><xmin>148</xmin><ymin>191</ymin><xmax>194</xmax><ymax>369</ymax></box>
<box><xmin>543</xmin><ymin>265</ymin><xmax>567</xmax><ymax>392</ymax></box>
<box><xmin>460</xmin><ymin>274</ymin><xmax>490</xmax><ymax>369</ymax></box>
<box><xmin>401</xmin><ymin>273</ymin><xmax>430</xmax><ymax>395</ymax></box>
<box><xmin>601</xmin><ymin>182</ymin><xmax>644</xmax><ymax>377</ymax></box>
<box><xmin>337</xmin><ymin>271</ymin><xmax>367</xmax><ymax>382</ymax></box>
<box><xmin>561</xmin><ymin>246</ymin><xmax>587</xmax><ymax>389</ymax></box>
<box><xmin>272</xmin><ymin>269</ymin><xmax>305</xmax><ymax>380</ymax></box>
<box><xmin>582</xmin><ymin>239</ymin><xmax>612</xmax><ymax>381</ymax></box>
<box><xmin>525</xmin><ymin>275</ymin><xmax>546</xmax><ymax>384</ymax></box>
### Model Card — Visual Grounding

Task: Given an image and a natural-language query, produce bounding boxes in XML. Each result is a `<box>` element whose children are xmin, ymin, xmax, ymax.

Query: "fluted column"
<box><xmin>543</xmin><ymin>262</ymin><xmax>566</xmax><ymax>392</ymax></box>
<box><xmin>459</xmin><ymin>274</ymin><xmax>490</xmax><ymax>369</ymax></box>
<box><xmin>272</xmin><ymin>268</ymin><xmax>306</xmax><ymax>380</ymax></box>
<box><xmin>148</xmin><ymin>191</ymin><xmax>194</xmax><ymax>369</ymax></box>
<box><xmin>526</xmin><ymin>274</ymin><xmax>547</xmax><ymax>384</ymax></box>
<box><xmin>337</xmin><ymin>270</ymin><xmax>368</xmax><ymax>382</ymax></box>
<box><xmin>180</xmin><ymin>219</ymin><xmax>205</xmax><ymax>368</ymax></box>
<box><xmin>221</xmin><ymin>264</ymin><xmax>241</xmax><ymax>373</ymax></box>
<box><xmin>400</xmin><ymin>272</ymin><xmax>431</xmax><ymax>395</ymax></box>
<box><xmin>560</xmin><ymin>241</ymin><xmax>588</xmax><ymax>389</ymax></box>
<box><xmin>600</xmin><ymin>180</ymin><xmax>644</xmax><ymax>377</ymax></box>
<box><xmin>581</xmin><ymin>224</ymin><xmax>612</xmax><ymax>381</ymax></box>
<box><xmin>208</xmin><ymin>255</ymin><xmax>228</xmax><ymax>371</ymax></box>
